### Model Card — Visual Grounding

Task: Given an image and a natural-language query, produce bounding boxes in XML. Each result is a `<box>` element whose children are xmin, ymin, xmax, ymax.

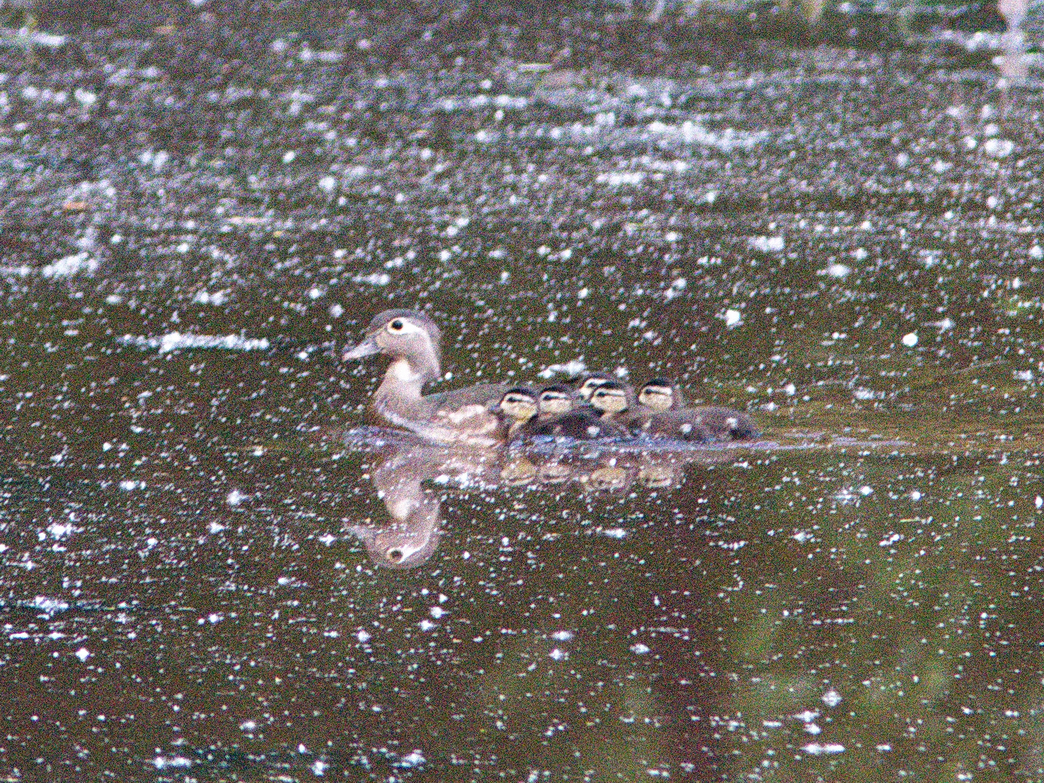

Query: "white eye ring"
<box><xmin>386</xmin><ymin>318</ymin><xmax>426</xmax><ymax>335</ymax></box>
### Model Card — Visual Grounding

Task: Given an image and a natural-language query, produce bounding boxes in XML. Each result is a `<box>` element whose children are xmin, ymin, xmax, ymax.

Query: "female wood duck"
<box><xmin>628</xmin><ymin>378</ymin><xmax>759</xmax><ymax>442</ymax></box>
<box><xmin>342</xmin><ymin>309</ymin><xmax>509</xmax><ymax>446</ymax></box>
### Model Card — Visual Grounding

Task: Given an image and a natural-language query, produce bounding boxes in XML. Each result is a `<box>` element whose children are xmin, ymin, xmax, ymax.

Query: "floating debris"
<box><xmin>118</xmin><ymin>332</ymin><xmax>271</xmax><ymax>353</ymax></box>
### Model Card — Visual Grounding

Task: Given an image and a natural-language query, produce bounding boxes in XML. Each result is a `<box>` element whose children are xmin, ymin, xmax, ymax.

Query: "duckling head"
<box><xmin>342</xmin><ymin>309</ymin><xmax>443</xmax><ymax>384</ymax></box>
<box><xmin>637</xmin><ymin>378</ymin><xmax>684</xmax><ymax>413</ymax></box>
<box><xmin>576</xmin><ymin>372</ymin><xmax>615</xmax><ymax>401</ymax></box>
<box><xmin>496</xmin><ymin>386</ymin><xmax>539</xmax><ymax>424</ymax></box>
<box><xmin>589</xmin><ymin>380</ymin><xmax>631</xmax><ymax>417</ymax></box>
<box><xmin>537</xmin><ymin>384</ymin><xmax>576</xmax><ymax>416</ymax></box>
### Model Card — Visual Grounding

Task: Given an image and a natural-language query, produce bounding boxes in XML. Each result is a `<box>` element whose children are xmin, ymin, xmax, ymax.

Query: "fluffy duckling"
<box><xmin>575</xmin><ymin>372</ymin><xmax>626</xmax><ymax>402</ymax></box>
<box><xmin>587</xmin><ymin>380</ymin><xmax>634</xmax><ymax>420</ymax></box>
<box><xmin>635</xmin><ymin>378</ymin><xmax>687</xmax><ymax>413</ymax></box>
<box><xmin>523</xmin><ymin>382</ymin><xmax>630</xmax><ymax>440</ymax></box>
<box><xmin>493</xmin><ymin>386</ymin><xmax>540</xmax><ymax>441</ymax></box>
<box><xmin>628</xmin><ymin>378</ymin><xmax>758</xmax><ymax>442</ymax></box>
<box><xmin>534</xmin><ymin>384</ymin><xmax>578</xmax><ymax>419</ymax></box>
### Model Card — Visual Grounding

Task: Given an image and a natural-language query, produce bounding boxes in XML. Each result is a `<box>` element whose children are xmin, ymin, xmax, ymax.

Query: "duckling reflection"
<box><xmin>340</xmin><ymin>432</ymin><xmax>759</xmax><ymax>568</ymax></box>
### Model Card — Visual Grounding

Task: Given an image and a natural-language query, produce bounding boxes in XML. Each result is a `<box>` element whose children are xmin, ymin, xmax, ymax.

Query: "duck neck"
<box><xmin>372</xmin><ymin>357</ymin><xmax>439</xmax><ymax>426</ymax></box>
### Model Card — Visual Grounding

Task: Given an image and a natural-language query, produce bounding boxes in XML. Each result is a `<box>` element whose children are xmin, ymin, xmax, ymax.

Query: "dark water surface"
<box><xmin>3</xmin><ymin>2</ymin><xmax>1044</xmax><ymax>780</ymax></box>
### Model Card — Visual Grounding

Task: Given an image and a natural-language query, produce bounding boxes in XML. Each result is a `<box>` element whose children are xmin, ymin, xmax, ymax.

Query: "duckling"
<box><xmin>635</xmin><ymin>378</ymin><xmax>687</xmax><ymax>413</ymax></box>
<box><xmin>630</xmin><ymin>409</ymin><xmax>713</xmax><ymax>442</ymax></box>
<box><xmin>523</xmin><ymin>384</ymin><xmax>630</xmax><ymax>440</ymax></box>
<box><xmin>527</xmin><ymin>379</ymin><xmax>631</xmax><ymax>440</ymax></box>
<box><xmin>534</xmin><ymin>384</ymin><xmax>578</xmax><ymax>419</ymax></box>
<box><xmin>619</xmin><ymin>377</ymin><xmax>683</xmax><ymax>431</ymax></box>
<box><xmin>522</xmin><ymin>408</ymin><xmax>622</xmax><ymax>440</ymax></box>
<box><xmin>493</xmin><ymin>386</ymin><xmax>539</xmax><ymax>441</ymax></box>
<box><xmin>627</xmin><ymin>378</ymin><xmax>759</xmax><ymax>442</ymax></box>
<box><xmin>342</xmin><ymin>309</ymin><xmax>509</xmax><ymax>446</ymax></box>
<box><xmin>688</xmin><ymin>406</ymin><xmax>759</xmax><ymax>441</ymax></box>
<box><xmin>646</xmin><ymin>377</ymin><xmax>758</xmax><ymax>441</ymax></box>
<box><xmin>588</xmin><ymin>380</ymin><xmax>634</xmax><ymax>420</ymax></box>
<box><xmin>576</xmin><ymin>372</ymin><xmax>623</xmax><ymax>402</ymax></box>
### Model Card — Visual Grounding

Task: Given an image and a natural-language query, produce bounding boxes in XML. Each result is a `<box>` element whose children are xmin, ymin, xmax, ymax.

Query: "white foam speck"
<box><xmin>352</xmin><ymin>272</ymin><xmax>391</xmax><ymax>287</ymax></box>
<box><xmin>749</xmin><ymin>235</ymin><xmax>785</xmax><ymax>253</ymax></box>
<box><xmin>119</xmin><ymin>332</ymin><xmax>270</xmax><ymax>354</ymax></box>
<box><xmin>538</xmin><ymin>358</ymin><xmax>587</xmax><ymax>378</ymax></box>
<box><xmin>822</xmin><ymin>263</ymin><xmax>851</xmax><ymax>278</ymax></box>
<box><xmin>41</xmin><ymin>252</ymin><xmax>98</xmax><ymax>278</ymax></box>
<box><xmin>822</xmin><ymin>689</ymin><xmax>842</xmax><ymax>707</ymax></box>
<box><xmin>153</xmin><ymin>755</ymin><xmax>193</xmax><ymax>770</ymax></box>
<box><xmin>647</xmin><ymin>120</ymin><xmax>768</xmax><ymax>152</ymax></box>
<box><xmin>596</xmin><ymin>171</ymin><xmax>646</xmax><ymax>187</ymax></box>
<box><xmin>802</xmin><ymin>743</ymin><xmax>845</xmax><ymax>755</ymax></box>
<box><xmin>398</xmin><ymin>751</ymin><xmax>426</xmax><ymax>768</ymax></box>
<box><xmin>192</xmin><ymin>290</ymin><xmax>229</xmax><ymax>306</ymax></box>
<box><xmin>983</xmin><ymin>138</ymin><xmax>1014</xmax><ymax>158</ymax></box>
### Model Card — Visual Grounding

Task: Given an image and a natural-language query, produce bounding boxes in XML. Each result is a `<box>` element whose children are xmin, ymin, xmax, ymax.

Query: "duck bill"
<box><xmin>342</xmin><ymin>336</ymin><xmax>379</xmax><ymax>361</ymax></box>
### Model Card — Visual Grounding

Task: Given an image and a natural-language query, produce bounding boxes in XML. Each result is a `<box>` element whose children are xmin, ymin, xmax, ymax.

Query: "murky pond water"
<box><xmin>3</xmin><ymin>2</ymin><xmax>1044</xmax><ymax>780</ymax></box>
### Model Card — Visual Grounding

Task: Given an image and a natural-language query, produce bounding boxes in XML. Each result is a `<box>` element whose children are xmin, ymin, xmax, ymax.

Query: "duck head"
<box><xmin>343</xmin><ymin>309</ymin><xmax>443</xmax><ymax>386</ymax></box>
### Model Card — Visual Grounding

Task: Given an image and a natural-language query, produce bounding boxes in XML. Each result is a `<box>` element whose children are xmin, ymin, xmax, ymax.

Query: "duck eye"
<box><xmin>389</xmin><ymin>319</ymin><xmax>404</xmax><ymax>332</ymax></box>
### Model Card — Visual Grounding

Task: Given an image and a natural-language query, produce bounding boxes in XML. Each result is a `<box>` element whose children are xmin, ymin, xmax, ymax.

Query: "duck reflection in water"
<box><xmin>337</xmin><ymin>428</ymin><xmax>758</xmax><ymax>569</ymax></box>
